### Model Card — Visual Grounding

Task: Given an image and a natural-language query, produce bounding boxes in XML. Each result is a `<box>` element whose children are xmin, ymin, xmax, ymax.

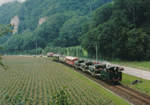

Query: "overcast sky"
<box><xmin>0</xmin><ymin>0</ymin><xmax>26</xmax><ymax>5</ymax></box>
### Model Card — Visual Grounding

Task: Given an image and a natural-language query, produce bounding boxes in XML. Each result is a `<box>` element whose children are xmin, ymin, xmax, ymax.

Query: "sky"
<box><xmin>0</xmin><ymin>0</ymin><xmax>26</xmax><ymax>5</ymax></box>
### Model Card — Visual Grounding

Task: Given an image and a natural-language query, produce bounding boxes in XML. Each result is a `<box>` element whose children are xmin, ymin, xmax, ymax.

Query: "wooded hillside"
<box><xmin>0</xmin><ymin>0</ymin><xmax>150</xmax><ymax>61</ymax></box>
<box><xmin>0</xmin><ymin>0</ymin><xmax>111</xmax><ymax>53</ymax></box>
<box><xmin>82</xmin><ymin>0</ymin><xmax>150</xmax><ymax>60</ymax></box>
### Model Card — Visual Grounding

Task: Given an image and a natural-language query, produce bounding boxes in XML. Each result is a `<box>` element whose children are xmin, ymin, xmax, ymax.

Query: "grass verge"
<box><xmin>121</xmin><ymin>73</ymin><xmax>150</xmax><ymax>96</ymax></box>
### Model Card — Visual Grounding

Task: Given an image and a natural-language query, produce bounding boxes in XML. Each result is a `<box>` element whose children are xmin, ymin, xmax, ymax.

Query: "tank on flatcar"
<box><xmin>74</xmin><ymin>59</ymin><xmax>85</xmax><ymax>69</ymax></box>
<box><xmin>80</xmin><ymin>61</ymin><xmax>94</xmax><ymax>72</ymax></box>
<box><xmin>88</xmin><ymin>64</ymin><xmax>106</xmax><ymax>76</ymax></box>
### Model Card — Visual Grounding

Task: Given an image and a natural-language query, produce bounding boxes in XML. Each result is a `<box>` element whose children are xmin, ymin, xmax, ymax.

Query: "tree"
<box><xmin>1</xmin><ymin>0</ymin><xmax>112</xmax><ymax>53</ymax></box>
<box><xmin>0</xmin><ymin>24</ymin><xmax>11</xmax><ymax>69</ymax></box>
<box><xmin>53</xmin><ymin>16</ymin><xmax>89</xmax><ymax>47</ymax></box>
<box><xmin>82</xmin><ymin>0</ymin><xmax>150</xmax><ymax>60</ymax></box>
<box><xmin>93</xmin><ymin>3</ymin><xmax>113</xmax><ymax>27</ymax></box>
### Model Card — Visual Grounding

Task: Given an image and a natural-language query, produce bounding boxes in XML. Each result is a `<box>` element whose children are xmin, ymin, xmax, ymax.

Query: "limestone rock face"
<box><xmin>38</xmin><ymin>17</ymin><xmax>47</xmax><ymax>26</ymax></box>
<box><xmin>10</xmin><ymin>16</ymin><xmax>20</xmax><ymax>34</ymax></box>
<box><xmin>0</xmin><ymin>0</ymin><xmax>26</xmax><ymax>6</ymax></box>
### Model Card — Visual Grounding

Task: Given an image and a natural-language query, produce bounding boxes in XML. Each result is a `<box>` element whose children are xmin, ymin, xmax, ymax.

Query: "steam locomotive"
<box><xmin>52</xmin><ymin>54</ymin><xmax>123</xmax><ymax>84</ymax></box>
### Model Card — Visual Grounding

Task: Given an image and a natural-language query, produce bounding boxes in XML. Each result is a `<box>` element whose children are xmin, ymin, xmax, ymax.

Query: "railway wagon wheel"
<box><xmin>82</xmin><ymin>68</ymin><xmax>86</xmax><ymax>72</ymax></box>
<box><xmin>74</xmin><ymin>66</ymin><xmax>78</xmax><ymax>70</ymax></box>
<box><xmin>91</xmin><ymin>72</ymin><xmax>95</xmax><ymax>77</ymax></box>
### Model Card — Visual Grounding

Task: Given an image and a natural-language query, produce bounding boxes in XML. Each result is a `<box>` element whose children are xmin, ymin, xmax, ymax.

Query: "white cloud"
<box><xmin>0</xmin><ymin>0</ymin><xmax>26</xmax><ymax>6</ymax></box>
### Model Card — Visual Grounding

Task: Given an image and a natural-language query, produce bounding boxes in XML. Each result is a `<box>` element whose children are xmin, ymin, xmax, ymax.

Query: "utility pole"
<box><xmin>89</xmin><ymin>0</ymin><xmax>92</xmax><ymax>13</ymax></box>
<box><xmin>36</xmin><ymin>40</ymin><xmax>37</xmax><ymax>56</ymax></box>
<box><xmin>96</xmin><ymin>43</ymin><xmax>98</xmax><ymax>63</ymax></box>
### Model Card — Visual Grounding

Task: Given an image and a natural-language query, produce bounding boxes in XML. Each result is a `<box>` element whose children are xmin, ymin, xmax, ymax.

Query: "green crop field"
<box><xmin>0</xmin><ymin>56</ymin><xmax>130</xmax><ymax>105</ymax></box>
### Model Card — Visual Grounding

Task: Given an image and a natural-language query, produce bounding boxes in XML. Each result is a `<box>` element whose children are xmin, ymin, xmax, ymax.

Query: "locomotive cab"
<box><xmin>107</xmin><ymin>66</ymin><xmax>123</xmax><ymax>83</ymax></box>
<box><xmin>99</xmin><ymin>66</ymin><xmax>123</xmax><ymax>84</ymax></box>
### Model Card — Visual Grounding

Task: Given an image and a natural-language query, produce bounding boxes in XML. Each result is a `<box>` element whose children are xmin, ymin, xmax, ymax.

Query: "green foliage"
<box><xmin>4</xmin><ymin>91</ymin><xmax>31</xmax><ymax>105</ymax></box>
<box><xmin>2</xmin><ymin>0</ymin><xmax>149</xmax><ymax>61</ymax></box>
<box><xmin>51</xmin><ymin>89</ymin><xmax>73</xmax><ymax>105</ymax></box>
<box><xmin>53</xmin><ymin>16</ymin><xmax>89</xmax><ymax>47</ymax></box>
<box><xmin>82</xmin><ymin>0</ymin><xmax>150</xmax><ymax>61</ymax></box>
<box><xmin>0</xmin><ymin>24</ymin><xmax>11</xmax><ymax>69</ymax></box>
<box><xmin>0</xmin><ymin>24</ymin><xmax>12</xmax><ymax>36</ymax></box>
<box><xmin>0</xmin><ymin>56</ymin><xmax>129</xmax><ymax>105</ymax></box>
<box><xmin>0</xmin><ymin>2</ymin><xmax>21</xmax><ymax>25</ymax></box>
<box><xmin>34</xmin><ymin>14</ymin><xmax>70</xmax><ymax>47</ymax></box>
<box><xmin>44</xmin><ymin>46</ymin><xmax>88</xmax><ymax>58</ymax></box>
<box><xmin>93</xmin><ymin>3</ymin><xmax>113</xmax><ymax>27</ymax></box>
<box><xmin>0</xmin><ymin>55</ymin><xmax>5</xmax><ymax>68</ymax></box>
<box><xmin>125</xmin><ymin>28</ymin><xmax>149</xmax><ymax>60</ymax></box>
<box><xmin>0</xmin><ymin>0</ymin><xmax>111</xmax><ymax>53</ymax></box>
<box><xmin>122</xmin><ymin>73</ymin><xmax>150</xmax><ymax>96</ymax></box>
<box><xmin>17</xmin><ymin>0</ymin><xmax>111</xmax><ymax>32</ymax></box>
<box><xmin>0</xmin><ymin>2</ymin><xmax>21</xmax><ymax>45</ymax></box>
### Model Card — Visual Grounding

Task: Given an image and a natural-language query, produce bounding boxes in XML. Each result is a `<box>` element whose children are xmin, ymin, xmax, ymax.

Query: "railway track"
<box><xmin>73</xmin><ymin>68</ymin><xmax>150</xmax><ymax>105</ymax></box>
<box><xmin>115</xmin><ymin>85</ymin><xmax>150</xmax><ymax>105</ymax></box>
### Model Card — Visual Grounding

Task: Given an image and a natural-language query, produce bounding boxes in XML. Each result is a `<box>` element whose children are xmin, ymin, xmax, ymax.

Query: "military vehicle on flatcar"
<box><xmin>74</xmin><ymin>60</ymin><xmax>123</xmax><ymax>84</ymax></box>
<box><xmin>51</xmin><ymin>54</ymin><xmax>123</xmax><ymax>84</ymax></box>
<box><xmin>88</xmin><ymin>64</ymin><xmax>106</xmax><ymax>76</ymax></box>
<box><xmin>80</xmin><ymin>61</ymin><xmax>94</xmax><ymax>72</ymax></box>
<box><xmin>74</xmin><ymin>59</ymin><xmax>85</xmax><ymax>69</ymax></box>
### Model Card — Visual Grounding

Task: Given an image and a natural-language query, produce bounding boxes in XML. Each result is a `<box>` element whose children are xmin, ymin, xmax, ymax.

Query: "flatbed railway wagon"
<box><xmin>51</xmin><ymin>54</ymin><xmax>124</xmax><ymax>84</ymax></box>
<box><xmin>88</xmin><ymin>64</ymin><xmax>105</xmax><ymax>76</ymax></box>
<box><xmin>74</xmin><ymin>59</ymin><xmax>124</xmax><ymax>84</ymax></box>
<box><xmin>74</xmin><ymin>59</ymin><xmax>85</xmax><ymax>70</ymax></box>
<box><xmin>80</xmin><ymin>61</ymin><xmax>94</xmax><ymax>72</ymax></box>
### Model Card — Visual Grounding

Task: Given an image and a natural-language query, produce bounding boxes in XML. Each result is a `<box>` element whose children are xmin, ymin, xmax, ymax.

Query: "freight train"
<box><xmin>52</xmin><ymin>54</ymin><xmax>124</xmax><ymax>84</ymax></box>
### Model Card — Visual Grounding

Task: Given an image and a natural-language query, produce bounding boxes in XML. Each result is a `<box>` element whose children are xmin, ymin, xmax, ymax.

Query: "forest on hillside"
<box><xmin>0</xmin><ymin>0</ymin><xmax>150</xmax><ymax>61</ymax></box>
<box><xmin>0</xmin><ymin>0</ymin><xmax>111</xmax><ymax>53</ymax></box>
<box><xmin>82</xmin><ymin>0</ymin><xmax>150</xmax><ymax>60</ymax></box>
